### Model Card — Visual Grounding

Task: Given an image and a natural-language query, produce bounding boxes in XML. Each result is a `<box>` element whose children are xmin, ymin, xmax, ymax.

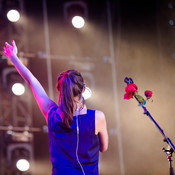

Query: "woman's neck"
<box><xmin>73</xmin><ymin>96</ymin><xmax>87</xmax><ymax>116</ymax></box>
<box><xmin>74</xmin><ymin>105</ymin><xmax>87</xmax><ymax>116</ymax></box>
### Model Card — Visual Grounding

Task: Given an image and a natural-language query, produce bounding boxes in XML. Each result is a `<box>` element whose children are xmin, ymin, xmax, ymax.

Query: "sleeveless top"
<box><xmin>48</xmin><ymin>105</ymin><xmax>100</xmax><ymax>175</ymax></box>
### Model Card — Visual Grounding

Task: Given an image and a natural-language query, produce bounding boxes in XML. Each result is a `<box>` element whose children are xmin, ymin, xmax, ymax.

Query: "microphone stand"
<box><xmin>135</xmin><ymin>97</ymin><xmax>175</xmax><ymax>175</ymax></box>
<box><xmin>163</xmin><ymin>147</ymin><xmax>174</xmax><ymax>175</ymax></box>
<box><xmin>124</xmin><ymin>77</ymin><xmax>175</xmax><ymax>175</ymax></box>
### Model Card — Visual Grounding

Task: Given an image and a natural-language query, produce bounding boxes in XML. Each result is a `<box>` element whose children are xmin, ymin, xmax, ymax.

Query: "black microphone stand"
<box><xmin>124</xmin><ymin>77</ymin><xmax>175</xmax><ymax>175</ymax></box>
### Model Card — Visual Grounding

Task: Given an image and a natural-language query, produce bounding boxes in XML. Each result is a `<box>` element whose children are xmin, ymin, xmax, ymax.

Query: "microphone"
<box><xmin>124</xmin><ymin>77</ymin><xmax>134</xmax><ymax>85</ymax></box>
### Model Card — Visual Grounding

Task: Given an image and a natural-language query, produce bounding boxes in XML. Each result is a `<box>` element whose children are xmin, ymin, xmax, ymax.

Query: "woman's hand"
<box><xmin>3</xmin><ymin>40</ymin><xmax>18</xmax><ymax>59</ymax></box>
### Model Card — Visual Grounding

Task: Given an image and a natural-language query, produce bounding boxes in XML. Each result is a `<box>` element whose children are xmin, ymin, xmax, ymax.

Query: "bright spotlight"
<box><xmin>12</xmin><ymin>83</ymin><xmax>25</xmax><ymax>96</ymax></box>
<box><xmin>16</xmin><ymin>159</ymin><xmax>30</xmax><ymax>172</ymax></box>
<box><xmin>7</xmin><ymin>9</ymin><xmax>20</xmax><ymax>22</ymax></box>
<box><xmin>72</xmin><ymin>16</ymin><xmax>85</xmax><ymax>28</ymax></box>
<box><xmin>83</xmin><ymin>87</ymin><xmax>92</xmax><ymax>100</ymax></box>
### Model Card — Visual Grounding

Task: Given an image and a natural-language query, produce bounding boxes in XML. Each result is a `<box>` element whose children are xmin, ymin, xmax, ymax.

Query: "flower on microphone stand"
<box><xmin>124</xmin><ymin>80</ymin><xmax>152</xmax><ymax>106</ymax></box>
<box><xmin>144</xmin><ymin>90</ymin><xmax>153</xmax><ymax>100</ymax></box>
<box><xmin>124</xmin><ymin>83</ymin><xmax>138</xmax><ymax>100</ymax></box>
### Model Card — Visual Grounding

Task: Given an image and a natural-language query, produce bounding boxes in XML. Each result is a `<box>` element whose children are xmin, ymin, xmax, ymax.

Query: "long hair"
<box><xmin>57</xmin><ymin>70</ymin><xmax>85</xmax><ymax>128</ymax></box>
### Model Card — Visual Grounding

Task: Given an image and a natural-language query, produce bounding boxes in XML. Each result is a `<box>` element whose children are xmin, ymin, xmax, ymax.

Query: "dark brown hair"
<box><xmin>57</xmin><ymin>70</ymin><xmax>85</xmax><ymax>128</ymax></box>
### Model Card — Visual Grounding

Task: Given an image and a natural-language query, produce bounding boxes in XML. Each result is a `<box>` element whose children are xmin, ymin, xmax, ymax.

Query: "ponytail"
<box><xmin>57</xmin><ymin>70</ymin><xmax>85</xmax><ymax>128</ymax></box>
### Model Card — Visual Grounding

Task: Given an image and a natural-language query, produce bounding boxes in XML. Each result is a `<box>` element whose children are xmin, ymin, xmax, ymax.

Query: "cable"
<box><xmin>76</xmin><ymin>114</ymin><xmax>86</xmax><ymax>175</ymax></box>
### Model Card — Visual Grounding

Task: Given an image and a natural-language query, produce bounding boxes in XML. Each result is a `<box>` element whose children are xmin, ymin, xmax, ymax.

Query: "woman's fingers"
<box><xmin>3</xmin><ymin>47</ymin><xmax>8</xmax><ymax>53</ymax></box>
<box><xmin>5</xmin><ymin>40</ymin><xmax>16</xmax><ymax>48</ymax></box>
<box><xmin>3</xmin><ymin>40</ymin><xmax>17</xmax><ymax>57</ymax></box>
<box><xmin>5</xmin><ymin>42</ymin><xmax>10</xmax><ymax>46</ymax></box>
<box><xmin>12</xmin><ymin>40</ymin><xmax>16</xmax><ymax>47</ymax></box>
<box><xmin>5</xmin><ymin>42</ymin><xmax>13</xmax><ymax>50</ymax></box>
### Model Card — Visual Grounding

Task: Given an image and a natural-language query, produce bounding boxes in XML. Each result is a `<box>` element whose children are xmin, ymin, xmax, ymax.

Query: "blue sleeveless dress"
<box><xmin>48</xmin><ymin>106</ymin><xmax>100</xmax><ymax>175</ymax></box>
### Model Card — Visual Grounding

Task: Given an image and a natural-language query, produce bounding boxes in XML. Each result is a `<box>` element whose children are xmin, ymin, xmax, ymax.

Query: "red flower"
<box><xmin>144</xmin><ymin>90</ymin><xmax>152</xmax><ymax>99</ymax></box>
<box><xmin>124</xmin><ymin>83</ymin><xmax>138</xmax><ymax>100</ymax></box>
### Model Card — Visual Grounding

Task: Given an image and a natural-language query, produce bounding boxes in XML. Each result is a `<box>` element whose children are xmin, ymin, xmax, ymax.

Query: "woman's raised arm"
<box><xmin>3</xmin><ymin>40</ymin><xmax>56</xmax><ymax>122</ymax></box>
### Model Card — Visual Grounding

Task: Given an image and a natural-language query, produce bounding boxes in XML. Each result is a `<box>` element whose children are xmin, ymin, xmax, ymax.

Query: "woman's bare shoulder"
<box><xmin>95</xmin><ymin>110</ymin><xmax>106</xmax><ymax>123</ymax></box>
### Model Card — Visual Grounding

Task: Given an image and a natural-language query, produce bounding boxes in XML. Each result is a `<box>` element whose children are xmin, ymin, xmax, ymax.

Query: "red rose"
<box><xmin>144</xmin><ymin>90</ymin><xmax>152</xmax><ymax>99</ymax></box>
<box><xmin>124</xmin><ymin>83</ymin><xmax>138</xmax><ymax>100</ymax></box>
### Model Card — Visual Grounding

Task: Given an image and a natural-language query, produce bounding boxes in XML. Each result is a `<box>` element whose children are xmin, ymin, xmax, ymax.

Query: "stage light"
<box><xmin>168</xmin><ymin>3</ymin><xmax>173</xmax><ymax>9</ymax></box>
<box><xmin>169</xmin><ymin>19</ymin><xmax>174</xmax><ymax>26</ymax></box>
<box><xmin>72</xmin><ymin>16</ymin><xmax>85</xmax><ymax>28</ymax></box>
<box><xmin>64</xmin><ymin>1</ymin><xmax>88</xmax><ymax>28</ymax></box>
<box><xmin>7</xmin><ymin>9</ymin><xmax>20</xmax><ymax>22</ymax></box>
<box><xmin>2</xmin><ymin>67</ymin><xmax>26</xmax><ymax>95</ymax></box>
<box><xmin>7</xmin><ymin>143</ymin><xmax>33</xmax><ymax>173</ymax></box>
<box><xmin>16</xmin><ymin>158</ymin><xmax>30</xmax><ymax>172</ymax></box>
<box><xmin>83</xmin><ymin>87</ymin><xmax>92</xmax><ymax>100</ymax></box>
<box><xmin>12</xmin><ymin>83</ymin><xmax>25</xmax><ymax>96</ymax></box>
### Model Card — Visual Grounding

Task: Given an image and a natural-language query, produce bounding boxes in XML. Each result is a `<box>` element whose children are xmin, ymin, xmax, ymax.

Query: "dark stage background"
<box><xmin>0</xmin><ymin>0</ymin><xmax>175</xmax><ymax>175</ymax></box>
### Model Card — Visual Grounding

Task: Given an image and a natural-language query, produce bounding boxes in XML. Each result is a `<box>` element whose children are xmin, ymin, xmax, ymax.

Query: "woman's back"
<box><xmin>48</xmin><ymin>106</ymin><xmax>100</xmax><ymax>175</ymax></box>
<box><xmin>3</xmin><ymin>42</ymin><xmax>108</xmax><ymax>175</ymax></box>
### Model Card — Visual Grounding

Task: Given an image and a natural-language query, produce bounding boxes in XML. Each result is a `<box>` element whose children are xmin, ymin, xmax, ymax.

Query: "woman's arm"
<box><xmin>95</xmin><ymin>110</ymin><xmax>108</xmax><ymax>152</ymax></box>
<box><xmin>3</xmin><ymin>40</ymin><xmax>56</xmax><ymax>122</ymax></box>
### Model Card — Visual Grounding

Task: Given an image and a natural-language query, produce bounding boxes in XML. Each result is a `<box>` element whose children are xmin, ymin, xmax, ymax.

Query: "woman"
<box><xmin>3</xmin><ymin>40</ymin><xmax>108</xmax><ymax>175</ymax></box>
